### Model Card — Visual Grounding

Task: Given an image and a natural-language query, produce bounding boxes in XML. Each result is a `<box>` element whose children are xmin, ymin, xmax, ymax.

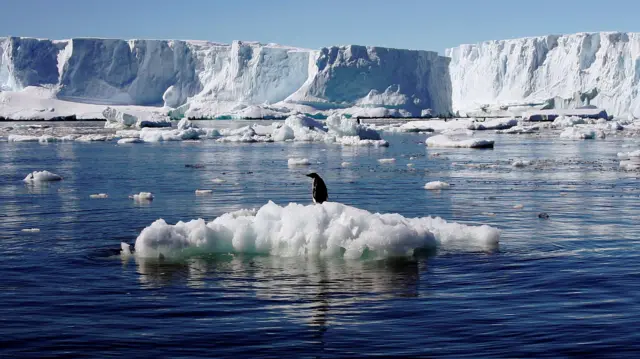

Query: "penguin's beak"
<box><xmin>305</xmin><ymin>174</ymin><xmax>312</xmax><ymax>178</ymax></box>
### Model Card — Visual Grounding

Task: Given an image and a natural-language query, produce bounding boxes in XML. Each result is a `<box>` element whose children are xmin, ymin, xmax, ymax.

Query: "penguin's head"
<box><xmin>306</xmin><ymin>173</ymin><xmax>319</xmax><ymax>179</ymax></box>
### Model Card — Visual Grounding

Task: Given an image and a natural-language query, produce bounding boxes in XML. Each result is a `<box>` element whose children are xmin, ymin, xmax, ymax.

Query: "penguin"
<box><xmin>306</xmin><ymin>173</ymin><xmax>328</xmax><ymax>204</ymax></box>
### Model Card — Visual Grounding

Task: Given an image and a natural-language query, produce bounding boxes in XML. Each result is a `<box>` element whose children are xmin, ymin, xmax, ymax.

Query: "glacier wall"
<box><xmin>447</xmin><ymin>32</ymin><xmax>640</xmax><ymax>117</ymax></box>
<box><xmin>0</xmin><ymin>37</ymin><xmax>452</xmax><ymax>117</ymax></box>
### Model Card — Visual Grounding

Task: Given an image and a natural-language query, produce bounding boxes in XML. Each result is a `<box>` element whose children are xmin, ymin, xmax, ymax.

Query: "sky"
<box><xmin>1</xmin><ymin>0</ymin><xmax>638</xmax><ymax>52</ymax></box>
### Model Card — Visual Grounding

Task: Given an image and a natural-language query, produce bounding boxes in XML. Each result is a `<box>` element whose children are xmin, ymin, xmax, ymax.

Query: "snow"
<box><xmin>288</xmin><ymin>158</ymin><xmax>310</xmax><ymax>166</ymax></box>
<box><xmin>133</xmin><ymin>200</ymin><xmax>501</xmax><ymax>259</ymax></box>
<box><xmin>23</xmin><ymin>170</ymin><xmax>62</xmax><ymax>182</ymax></box>
<box><xmin>446</xmin><ymin>32</ymin><xmax>640</xmax><ymax>118</ymax></box>
<box><xmin>424</xmin><ymin>181</ymin><xmax>451</xmax><ymax>190</ymax></box>
<box><xmin>425</xmin><ymin>134</ymin><xmax>495</xmax><ymax>149</ymax></box>
<box><xmin>523</xmin><ymin>109</ymin><xmax>609</xmax><ymax>122</ymax></box>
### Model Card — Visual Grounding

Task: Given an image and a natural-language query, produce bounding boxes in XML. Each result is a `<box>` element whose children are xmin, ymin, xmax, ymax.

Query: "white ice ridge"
<box><xmin>446</xmin><ymin>32</ymin><xmax>640</xmax><ymax>118</ymax></box>
<box><xmin>133</xmin><ymin>201</ymin><xmax>501</xmax><ymax>259</ymax></box>
<box><xmin>0</xmin><ymin>37</ymin><xmax>452</xmax><ymax>119</ymax></box>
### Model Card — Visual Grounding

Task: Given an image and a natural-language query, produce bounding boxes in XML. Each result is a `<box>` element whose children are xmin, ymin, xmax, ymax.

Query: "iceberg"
<box><xmin>0</xmin><ymin>37</ymin><xmax>452</xmax><ymax>120</ymax></box>
<box><xmin>446</xmin><ymin>32</ymin><xmax>640</xmax><ymax>118</ymax></box>
<box><xmin>133</xmin><ymin>201</ymin><xmax>501</xmax><ymax>259</ymax></box>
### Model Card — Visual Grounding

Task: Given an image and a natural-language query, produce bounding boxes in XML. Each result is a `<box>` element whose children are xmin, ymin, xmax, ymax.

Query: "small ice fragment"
<box><xmin>482</xmin><ymin>212</ymin><xmax>496</xmax><ymax>217</ymax></box>
<box><xmin>90</xmin><ymin>193</ymin><xmax>109</xmax><ymax>199</ymax></box>
<box><xmin>407</xmin><ymin>163</ymin><xmax>414</xmax><ymax>167</ymax></box>
<box><xmin>288</xmin><ymin>158</ymin><xmax>310</xmax><ymax>166</ymax></box>
<box><xmin>195</xmin><ymin>189</ymin><xmax>213</xmax><ymax>195</ymax></box>
<box><xmin>513</xmin><ymin>204</ymin><xmax>524</xmax><ymax>209</ymax></box>
<box><xmin>130</xmin><ymin>192</ymin><xmax>154</xmax><ymax>201</ymax></box>
<box><xmin>341</xmin><ymin>162</ymin><xmax>351</xmax><ymax>167</ymax></box>
<box><xmin>23</xmin><ymin>170</ymin><xmax>62</xmax><ymax>182</ymax></box>
<box><xmin>120</xmin><ymin>242</ymin><xmax>132</xmax><ymax>256</ymax></box>
<box><xmin>409</xmin><ymin>156</ymin><xmax>416</xmax><ymax>160</ymax></box>
<box><xmin>22</xmin><ymin>228</ymin><xmax>40</xmax><ymax>233</ymax></box>
<box><xmin>512</xmin><ymin>160</ymin><xmax>530</xmax><ymax>168</ymax></box>
<box><xmin>211</xmin><ymin>178</ymin><xmax>226</xmax><ymax>183</ymax></box>
<box><xmin>378</xmin><ymin>158</ymin><xmax>396</xmax><ymax>164</ymax></box>
<box><xmin>424</xmin><ymin>181</ymin><xmax>451</xmax><ymax>190</ymax></box>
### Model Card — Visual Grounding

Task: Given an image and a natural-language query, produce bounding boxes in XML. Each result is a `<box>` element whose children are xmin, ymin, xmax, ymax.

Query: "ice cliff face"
<box><xmin>0</xmin><ymin>37</ymin><xmax>452</xmax><ymax>117</ymax></box>
<box><xmin>447</xmin><ymin>32</ymin><xmax>640</xmax><ymax>117</ymax></box>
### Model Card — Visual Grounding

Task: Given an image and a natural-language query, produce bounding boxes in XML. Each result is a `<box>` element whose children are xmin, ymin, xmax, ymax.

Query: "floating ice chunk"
<box><xmin>8</xmin><ymin>135</ymin><xmax>40</xmax><ymax>142</ymax></box>
<box><xmin>407</xmin><ymin>163</ymin><xmax>414</xmax><ymax>167</ymax></box>
<box><xmin>559</xmin><ymin>127</ymin><xmax>605</xmax><ymax>140</ymax></box>
<box><xmin>120</xmin><ymin>242</ymin><xmax>132</xmax><ymax>256</ymax></box>
<box><xmin>177</xmin><ymin>118</ymin><xmax>196</xmax><ymax>130</ymax></box>
<box><xmin>341</xmin><ymin>162</ymin><xmax>351</xmax><ymax>167</ymax></box>
<box><xmin>378</xmin><ymin>158</ymin><xmax>396</xmax><ymax>164</ymax></box>
<box><xmin>130</xmin><ymin>192</ymin><xmax>154</xmax><ymax>201</ymax></box>
<box><xmin>513</xmin><ymin>204</ymin><xmax>524</xmax><ymax>209</ymax></box>
<box><xmin>512</xmin><ymin>160</ymin><xmax>531</xmax><ymax>168</ymax></box>
<box><xmin>424</xmin><ymin>181</ymin><xmax>450</xmax><ymax>190</ymax></box>
<box><xmin>90</xmin><ymin>193</ymin><xmax>109</xmax><ymax>199</ymax></box>
<box><xmin>117</xmin><ymin>138</ymin><xmax>144</xmax><ymax>144</ymax></box>
<box><xmin>195</xmin><ymin>189</ymin><xmax>213</xmax><ymax>195</ymax></box>
<box><xmin>338</xmin><ymin>136</ymin><xmax>389</xmax><ymax>147</ymax></box>
<box><xmin>468</xmin><ymin>118</ymin><xmax>518</xmax><ymax>130</ymax></box>
<box><xmin>426</xmin><ymin>134</ymin><xmax>494</xmax><ymax>148</ymax></box>
<box><xmin>136</xmin><ymin>113</ymin><xmax>172</xmax><ymax>128</ymax></box>
<box><xmin>22</xmin><ymin>228</ymin><xmax>40</xmax><ymax>233</ymax></box>
<box><xmin>24</xmin><ymin>170</ymin><xmax>62</xmax><ymax>182</ymax></box>
<box><xmin>133</xmin><ymin>201</ymin><xmax>501</xmax><ymax>259</ymax></box>
<box><xmin>75</xmin><ymin>134</ymin><xmax>110</xmax><ymax>142</ymax></box>
<box><xmin>288</xmin><ymin>158</ymin><xmax>310</xmax><ymax>166</ymax></box>
<box><xmin>211</xmin><ymin>178</ymin><xmax>226</xmax><ymax>183</ymax></box>
<box><xmin>326</xmin><ymin>114</ymin><xmax>382</xmax><ymax>140</ymax></box>
<box><xmin>620</xmin><ymin>160</ymin><xmax>640</xmax><ymax>170</ymax></box>
<box><xmin>103</xmin><ymin>107</ymin><xmax>138</xmax><ymax>129</ymax></box>
<box><xmin>616</xmin><ymin>150</ymin><xmax>640</xmax><ymax>159</ymax></box>
<box><xmin>496</xmin><ymin>125</ymin><xmax>539</xmax><ymax>134</ymax></box>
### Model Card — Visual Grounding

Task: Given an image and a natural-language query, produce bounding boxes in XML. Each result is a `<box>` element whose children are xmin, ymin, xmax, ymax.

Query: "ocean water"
<box><xmin>2</xmin><ymin>121</ymin><xmax>640</xmax><ymax>357</ymax></box>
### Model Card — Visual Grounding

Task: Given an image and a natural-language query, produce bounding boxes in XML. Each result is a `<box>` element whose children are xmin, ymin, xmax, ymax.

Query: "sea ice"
<box><xmin>195</xmin><ymin>189</ymin><xmax>213</xmax><ymax>195</ymax></box>
<box><xmin>90</xmin><ymin>193</ymin><xmax>109</xmax><ymax>199</ymax></box>
<box><xmin>288</xmin><ymin>158</ymin><xmax>311</xmax><ymax>166</ymax></box>
<box><xmin>559</xmin><ymin>127</ymin><xmax>606</xmax><ymax>140</ymax></box>
<box><xmin>133</xmin><ymin>201</ymin><xmax>501</xmax><ymax>259</ymax></box>
<box><xmin>425</xmin><ymin>134</ymin><xmax>495</xmax><ymax>149</ymax></box>
<box><xmin>23</xmin><ymin>170</ymin><xmax>62</xmax><ymax>182</ymax></box>
<box><xmin>378</xmin><ymin>158</ymin><xmax>396</xmax><ymax>164</ymax></box>
<box><xmin>424</xmin><ymin>181</ymin><xmax>451</xmax><ymax>190</ymax></box>
<box><xmin>130</xmin><ymin>192</ymin><xmax>154</xmax><ymax>201</ymax></box>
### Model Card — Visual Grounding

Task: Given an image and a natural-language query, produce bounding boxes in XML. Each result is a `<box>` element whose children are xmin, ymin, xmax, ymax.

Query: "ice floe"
<box><xmin>133</xmin><ymin>201</ymin><xmax>501</xmax><ymax>259</ymax></box>
<box><xmin>23</xmin><ymin>170</ymin><xmax>63</xmax><ymax>182</ymax></box>
<box><xmin>424</xmin><ymin>181</ymin><xmax>451</xmax><ymax>190</ymax></box>
<box><xmin>425</xmin><ymin>134</ymin><xmax>495</xmax><ymax>148</ymax></box>
<box><xmin>288</xmin><ymin>158</ymin><xmax>310</xmax><ymax>166</ymax></box>
<box><xmin>130</xmin><ymin>192</ymin><xmax>154</xmax><ymax>201</ymax></box>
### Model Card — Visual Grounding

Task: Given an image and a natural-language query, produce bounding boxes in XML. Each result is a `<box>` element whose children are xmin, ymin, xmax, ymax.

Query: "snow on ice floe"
<box><xmin>425</xmin><ymin>134</ymin><xmax>495</xmax><ymax>149</ymax></box>
<box><xmin>617</xmin><ymin>150</ymin><xmax>640</xmax><ymax>170</ymax></box>
<box><xmin>288</xmin><ymin>158</ymin><xmax>311</xmax><ymax>166</ymax></box>
<box><xmin>23</xmin><ymin>170</ymin><xmax>62</xmax><ymax>182</ymax></box>
<box><xmin>130</xmin><ymin>192</ymin><xmax>154</xmax><ymax>201</ymax></box>
<box><xmin>424</xmin><ymin>181</ymin><xmax>451</xmax><ymax>190</ymax></box>
<box><xmin>132</xmin><ymin>201</ymin><xmax>501</xmax><ymax>259</ymax></box>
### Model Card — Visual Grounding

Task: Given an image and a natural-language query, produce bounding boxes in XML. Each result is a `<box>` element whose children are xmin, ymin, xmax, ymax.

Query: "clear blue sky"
<box><xmin>1</xmin><ymin>0</ymin><xmax>637</xmax><ymax>52</ymax></box>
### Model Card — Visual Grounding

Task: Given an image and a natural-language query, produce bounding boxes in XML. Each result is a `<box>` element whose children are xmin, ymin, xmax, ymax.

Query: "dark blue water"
<box><xmin>2</xmin><ymin>122</ymin><xmax>640</xmax><ymax>357</ymax></box>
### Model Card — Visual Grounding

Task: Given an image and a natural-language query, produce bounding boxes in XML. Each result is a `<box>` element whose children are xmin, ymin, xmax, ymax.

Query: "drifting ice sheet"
<box><xmin>133</xmin><ymin>201</ymin><xmax>501</xmax><ymax>259</ymax></box>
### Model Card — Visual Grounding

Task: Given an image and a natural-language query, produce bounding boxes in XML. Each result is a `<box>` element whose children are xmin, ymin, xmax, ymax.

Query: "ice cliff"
<box><xmin>0</xmin><ymin>37</ymin><xmax>452</xmax><ymax>118</ymax></box>
<box><xmin>447</xmin><ymin>32</ymin><xmax>640</xmax><ymax>117</ymax></box>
